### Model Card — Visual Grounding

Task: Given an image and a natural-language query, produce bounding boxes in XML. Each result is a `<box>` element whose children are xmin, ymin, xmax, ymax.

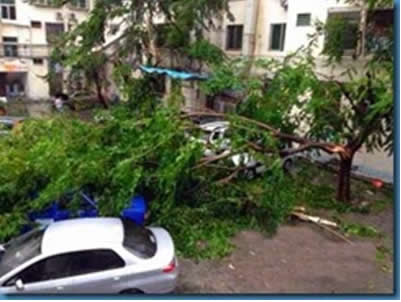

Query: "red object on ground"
<box><xmin>372</xmin><ymin>179</ymin><xmax>384</xmax><ymax>189</ymax></box>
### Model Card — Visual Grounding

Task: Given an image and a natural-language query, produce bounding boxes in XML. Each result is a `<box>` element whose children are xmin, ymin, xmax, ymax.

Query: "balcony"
<box><xmin>0</xmin><ymin>44</ymin><xmax>51</xmax><ymax>58</ymax></box>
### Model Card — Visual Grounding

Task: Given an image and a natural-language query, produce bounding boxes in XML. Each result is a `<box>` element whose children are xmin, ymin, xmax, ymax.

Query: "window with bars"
<box><xmin>297</xmin><ymin>13</ymin><xmax>311</xmax><ymax>26</ymax></box>
<box><xmin>269</xmin><ymin>23</ymin><xmax>286</xmax><ymax>51</ymax></box>
<box><xmin>226</xmin><ymin>25</ymin><xmax>243</xmax><ymax>50</ymax></box>
<box><xmin>2</xmin><ymin>36</ymin><xmax>18</xmax><ymax>57</ymax></box>
<box><xmin>0</xmin><ymin>0</ymin><xmax>16</xmax><ymax>20</ymax></box>
<box><xmin>70</xmin><ymin>0</ymin><xmax>88</xmax><ymax>9</ymax></box>
<box><xmin>32</xmin><ymin>0</ymin><xmax>60</xmax><ymax>7</ymax></box>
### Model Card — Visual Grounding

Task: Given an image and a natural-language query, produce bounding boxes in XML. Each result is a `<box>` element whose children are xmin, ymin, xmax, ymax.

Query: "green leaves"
<box><xmin>187</xmin><ymin>39</ymin><xmax>226</xmax><ymax>65</ymax></box>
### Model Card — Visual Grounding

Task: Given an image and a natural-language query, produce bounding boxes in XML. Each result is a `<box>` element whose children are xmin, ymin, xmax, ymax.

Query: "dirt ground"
<box><xmin>176</xmin><ymin>206</ymin><xmax>394</xmax><ymax>294</ymax></box>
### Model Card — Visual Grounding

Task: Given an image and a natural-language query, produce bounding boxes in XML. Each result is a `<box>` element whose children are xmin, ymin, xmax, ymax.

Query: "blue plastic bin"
<box><xmin>24</xmin><ymin>194</ymin><xmax>147</xmax><ymax>236</ymax></box>
<box><xmin>121</xmin><ymin>196</ymin><xmax>147</xmax><ymax>225</ymax></box>
<box><xmin>28</xmin><ymin>203</ymin><xmax>70</xmax><ymax>222</ymax></box>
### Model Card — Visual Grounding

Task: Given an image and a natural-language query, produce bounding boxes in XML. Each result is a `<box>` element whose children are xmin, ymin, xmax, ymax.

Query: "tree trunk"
<box><xmin>93</xmin><ymin>72</ymin><xmax>108</xmax><ymax>109</ymax></box>
<box><xmin>336</xmin><ymin>153</ymin><xmax>354</xmax><ymax>202</ymax></box>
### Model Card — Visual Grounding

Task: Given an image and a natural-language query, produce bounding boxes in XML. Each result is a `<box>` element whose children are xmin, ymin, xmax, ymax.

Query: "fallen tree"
<box><xmin>198</xmin><ymin>25</ymin><xmax>393</xmax><ymax>203</ymax></box>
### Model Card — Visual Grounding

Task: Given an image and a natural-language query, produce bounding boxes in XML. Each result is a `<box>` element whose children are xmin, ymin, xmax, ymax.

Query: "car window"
<box><xmin>0</xmin><ymin>228</ymin><xmax>44</xmax><ymax>279</ymax></box>
<box><xmin>122</xmin><ymin>218</ymin><xmax>156</xmax><ymax>259</ymax></box>
<box><xmin>5</xmin><ymin>253</ymin><xmax>72</xmax><ymax>285</ymax></box>
<box><xmin>210</xmin><ymin>131</ymin><xmax>221</xmax><ymax>142</ymax></box>
<box><xmin>68</xmin><ymin>250</ymin><xmax>125</xmax><ymax>276</ymax></box>
<box><xmin>4</xmin><ymin>249</ymin><xmax>125</xmax><ymax>286</ymax></box>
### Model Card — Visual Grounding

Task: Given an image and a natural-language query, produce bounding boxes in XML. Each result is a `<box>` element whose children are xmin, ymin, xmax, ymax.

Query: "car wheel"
<box><xmin>244</xmin><ymin>168</ymin><xmax>256</xmax><ymax>180</ymax></box>
<box><xmin>283</xmin><ymin>158</ymin><xmax>294</xmax><ymax>174</ymax></box>
<box><xmin>120</xmin><ymin>289</ymin><xmax>144</xmax><ymax>295</ymax></box>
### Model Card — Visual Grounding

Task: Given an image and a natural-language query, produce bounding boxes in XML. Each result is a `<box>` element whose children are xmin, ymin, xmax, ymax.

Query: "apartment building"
<box><xmin>208</xmin><ymin>0</ymin><xmax>392</xmax><ymax>77</ymax></box>
<box><xmin>0</xmin><ymin>0</ymin><xmax>93</xmax><ymax>100</ymax></box>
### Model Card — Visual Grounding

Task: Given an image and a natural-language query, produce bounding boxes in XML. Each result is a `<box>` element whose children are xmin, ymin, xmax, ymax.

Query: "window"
<box><xmin>5</xmin><ymin>82</ymin><xmax>24</xmax><ymax>97</ymax></box>
<box><xmin>32</xmin><ymin>0</ymin><xmax>59</xmax><ymax>7</ymax></box>
<box><xmin>326</xmin><ymin>11</ymin><xmax>360</xmax><ymax>51</ymax></box>
<box><xmin>67</xmin><ymin>250</ymin><xmax>125</xmax><ymax>276</ymax></box>
<box><xmin>122</xmin><ymin>218</ymin><xmax>157</xmax><ymax>259</ymax></box>
<box><xmin>33</xmin><ymin>58</ymin><xmax>44</xmax><ymax>65</ymax></box>
<box><xmin>70</xmin><ymin>0</ymin><xmax>87</xmax><ymax>9</ymax></box>
<box><xmin>297</xmin><ymin>13</ymin><xmax>311</xmax><ymax>26</ymax></box>
<box><xmin>4</xmin><ymin>249</ymin><xmax>124</xmax><ymax>286</ymax></box>
<box><xmin>2</xmin><ymin>37</ymin><xmax>18</xmax><ymax>57</ymax></box>
<box><xmin>0</xmin><ymin>0</ymin><xmax>16</xmax><ymax>20</ymax></box>
<box><xmin>45</xmin><ymin>23</ymin><xmax>64</xmax><ymax>44</ymax></box>
<box><xmin>0</xmin><ymin>228</ymin><xmax>44</xmax><ymax>279</ymax></box>
<box><xmin>31</xmin><ymin>21</ymin><xmax>42</xmax><ymax>28</ymax></box>
<box><xmin>270</xmin><ymin>23</ymin><xmax>286</xmax><ymax>51</ymax></box>
<box><xmin>226</xmin><ymin>25</ymin><xmax>243</xmax><ymax>50</ymax></box>
<box><xmin>365</xmin><ymin>9</ymin><xmax>393</xmax><ymax>54</ymax></box>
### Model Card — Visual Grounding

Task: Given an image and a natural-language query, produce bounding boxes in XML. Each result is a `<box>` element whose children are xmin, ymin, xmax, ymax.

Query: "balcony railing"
<box><xmin>0</xmin><ymin>44</ymin><xmax>51</xmax><ymax>58</ymax></box>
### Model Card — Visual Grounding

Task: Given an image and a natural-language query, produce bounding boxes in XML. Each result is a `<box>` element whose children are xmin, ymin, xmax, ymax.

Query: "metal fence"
<box><xmin>0</xmin><ymin>44</ymin><xmax>50</xmax><ymax>58</ymax></box>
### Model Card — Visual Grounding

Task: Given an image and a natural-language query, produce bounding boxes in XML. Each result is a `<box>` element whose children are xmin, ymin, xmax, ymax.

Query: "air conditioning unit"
<box><xmin>56</xmin><ymin>12</ymin><xmax>64</xmax><ymax>21</ymax></box>
<box><xmin>280</xmin><ymin>0</ymin><xmax>288</xmax><ymax>10</ymax></box>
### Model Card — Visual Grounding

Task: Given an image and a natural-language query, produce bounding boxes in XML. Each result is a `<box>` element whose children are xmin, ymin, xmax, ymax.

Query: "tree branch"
<box><xmin>184</xmin><ymin>111</ymin><xmax>349</xmax><ymax>157</ymax></box>
<box><xmin>193</xmin><ymin>151</ymin><xmax>234</xmax><ymax>170</ymax></box>
<box><xmin>216</xmin><ymin>166</ymin><xmax>248</xmax><ymax>185</ymax></box>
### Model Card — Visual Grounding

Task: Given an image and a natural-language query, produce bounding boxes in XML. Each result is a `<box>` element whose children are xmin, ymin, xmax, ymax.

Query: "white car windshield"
<box><xmin>0</xmin><ymin>228</ymin><xmax>44</xmax><ymax>278</ymax></box>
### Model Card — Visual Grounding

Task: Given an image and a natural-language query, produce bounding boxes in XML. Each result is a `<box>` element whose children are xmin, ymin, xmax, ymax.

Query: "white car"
<box><xmin>196</xmin><ymin>121</ymin><xmax>296</xmax><ymax>177</ymax></box>
<box><xmin>0</xmin><ymin>218</ymin><xmax>178</xmax><ymax>295</ymax></box>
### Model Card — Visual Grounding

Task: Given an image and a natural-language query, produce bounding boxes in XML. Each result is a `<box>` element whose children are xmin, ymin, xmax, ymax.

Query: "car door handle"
<box><xmin>57</xmin><ymin>286</ymin><xmax>64</xmax><ymax>291</ymax></box>
<box><xmin>113</xmin><ymin>276</ymin><xmax>121</xmax><ymax>281</ymax></box>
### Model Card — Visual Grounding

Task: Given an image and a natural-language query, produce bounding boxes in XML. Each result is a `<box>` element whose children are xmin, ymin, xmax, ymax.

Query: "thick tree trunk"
<box><xmin>336</xmin><ymin>153</ymin><xmax>354</xmax><ymax>202</ymax></box>
<box><xmin>93</xmin><ymin>73</ymin><xmax>108</xmax><ymax>109</ymax></box>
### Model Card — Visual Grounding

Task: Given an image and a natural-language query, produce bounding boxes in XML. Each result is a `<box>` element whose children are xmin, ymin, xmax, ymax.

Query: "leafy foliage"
<box><xmin>322</xmin><ymin>16</ymin><xmax>358</xmax><ymax>63</ymax></box>
<box><xmin>0</xmin><ymin>103</ymin><xmax>299</xmax><ymax>258</ymax></box>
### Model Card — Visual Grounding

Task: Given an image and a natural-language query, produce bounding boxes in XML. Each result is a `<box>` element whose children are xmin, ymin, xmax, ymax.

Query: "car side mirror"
<box><xmin>15</xmin><ymin>279</ymin><xmax>24</xmax><ymax>291</ymax></box>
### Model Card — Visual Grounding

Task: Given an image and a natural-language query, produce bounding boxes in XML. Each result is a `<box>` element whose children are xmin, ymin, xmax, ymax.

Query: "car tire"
<box><xmin>120</xmin><ymin>289</ymin><xmax>144</xmax><ymax>295</ymax></box>
<box><xmin>283</xmin><ymin>158</ymin><xmax>294</xmax><ymax>174</ymax></box>
<box><xmin>244</xmin><ymin>168</ymin><xmax>256</xmax><ymax>180</ymax></box>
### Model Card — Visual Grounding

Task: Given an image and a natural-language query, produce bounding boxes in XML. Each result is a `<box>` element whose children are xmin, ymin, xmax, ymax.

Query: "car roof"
<box><xmin>199</xmin><ymin>121</ymin><xmax>229</xmax><ymax>132</ymax></box>
<box><xmin>41</xmin><ymin>218</ymin><xmax>124</xmax><ymax>255</ymax></box>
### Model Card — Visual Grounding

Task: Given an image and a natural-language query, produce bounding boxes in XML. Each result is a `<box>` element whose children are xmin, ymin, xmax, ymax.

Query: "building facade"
<box><xmin>210</xmin><ymin>0</ymin><xmax>392</xmax><ymax>74</ymax></box>
<box><xmin>0</xmin><ymin>0</ymin><xmax>93</xmax><ymax>100</ymax></box>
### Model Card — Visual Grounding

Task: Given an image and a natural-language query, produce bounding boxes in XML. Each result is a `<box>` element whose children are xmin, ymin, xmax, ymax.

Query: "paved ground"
<box><xmin>311</xmin><ymin>152</ymin><xmax>393</xmax><ymax>184</ymax></box>
<box><xmin>176</xmin><ymin>207</ymin><xmax>394</xmax><ymax>294</ymax></box>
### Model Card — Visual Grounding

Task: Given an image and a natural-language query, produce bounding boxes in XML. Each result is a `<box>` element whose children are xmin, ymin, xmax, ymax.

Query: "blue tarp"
<box><xmin>139</xmin><ymin>65</ymin><xmax>209</xmax><ymax>81</ymax></box>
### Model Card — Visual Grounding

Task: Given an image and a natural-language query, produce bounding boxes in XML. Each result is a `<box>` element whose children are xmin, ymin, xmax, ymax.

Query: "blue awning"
<box><xmin>139</xmin><ymin>65</ymin><xmax>209</xmax><ymax>81</ymax></box>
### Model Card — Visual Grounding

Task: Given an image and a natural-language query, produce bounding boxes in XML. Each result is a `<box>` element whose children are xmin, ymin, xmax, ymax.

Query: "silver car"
<box><xmin>0</xmin><ymin>218</ymin><xmax>178</xmax><ymax>295</ymax></box>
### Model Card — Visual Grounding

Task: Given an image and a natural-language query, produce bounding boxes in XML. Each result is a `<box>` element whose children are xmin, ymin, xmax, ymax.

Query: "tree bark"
<box><xmin>336</xmin><ymin>152</ymin><xmax>354</xmax><ymax>202</ymax></box>
<box><xmin>93</xmin><ymin>72</ymin><xmax>108</xmax><ymax>109</ymax></box>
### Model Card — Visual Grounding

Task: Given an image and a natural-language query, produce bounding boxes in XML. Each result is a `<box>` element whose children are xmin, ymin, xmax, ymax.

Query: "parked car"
<box><xmin>195</xmin><ymin>121</ymin><xmax>297</xmax><ymax>178</ymax></box>
<box><xmin>0</xmin><ymin>218</ymin><xmax>178</xmax><ymax>295</ymax></box>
